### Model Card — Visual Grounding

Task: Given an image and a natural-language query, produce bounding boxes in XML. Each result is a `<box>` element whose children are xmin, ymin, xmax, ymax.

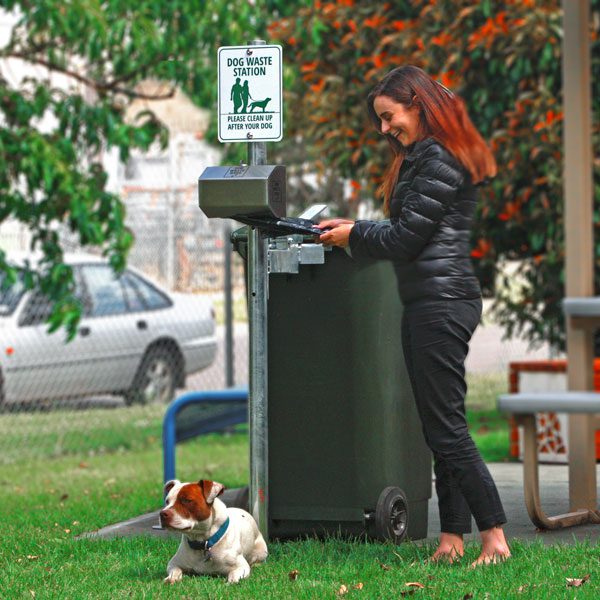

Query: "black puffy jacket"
<box><xmin>349</xmin><ymin>137</ymin><xmax>481</xmax><ymax>305</ymax></box>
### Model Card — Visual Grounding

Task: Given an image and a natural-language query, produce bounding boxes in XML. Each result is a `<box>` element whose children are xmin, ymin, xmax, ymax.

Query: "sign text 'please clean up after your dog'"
<box><xmin>218</xmin><ymin>45</ymin><xmax>283</xmax><ymax>142</ymax></box>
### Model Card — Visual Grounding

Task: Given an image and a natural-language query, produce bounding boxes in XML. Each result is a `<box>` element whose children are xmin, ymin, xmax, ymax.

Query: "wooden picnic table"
<box><xmin>497</xmin><ymin>298</ymin><xmax>600</xmax><ymax>529</ymax></box>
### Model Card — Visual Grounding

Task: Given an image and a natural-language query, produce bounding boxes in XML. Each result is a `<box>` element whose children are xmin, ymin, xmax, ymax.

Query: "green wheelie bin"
<box><xmin>234</xmin><ymin>231</ymin><xmax>432</xmax><ymax>542</ymax></box>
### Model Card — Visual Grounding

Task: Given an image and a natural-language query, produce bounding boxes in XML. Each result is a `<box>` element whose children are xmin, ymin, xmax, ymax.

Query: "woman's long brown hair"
<box><xmin>366</xmin><ymin>66</ymin><xmax>497</xmax><ymax>214</ymax></box>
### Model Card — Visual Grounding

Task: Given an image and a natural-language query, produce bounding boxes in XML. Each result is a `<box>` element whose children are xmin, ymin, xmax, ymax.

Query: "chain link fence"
<box><xmin>0</xmin><ymin>136</ymin><xmax>249</xmax><ymax>466</ymax></box>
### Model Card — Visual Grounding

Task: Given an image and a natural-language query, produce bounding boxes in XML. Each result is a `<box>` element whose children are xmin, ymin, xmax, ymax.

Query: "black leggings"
<box><xmin>401</xmin><ymin>297</ymin><xmax>506</xmax><ymax>534</ymax></box>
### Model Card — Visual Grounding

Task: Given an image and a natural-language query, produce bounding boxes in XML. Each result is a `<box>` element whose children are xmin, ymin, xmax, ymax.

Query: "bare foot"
<box><xmin>429</xmin><ymin>532</ymin><xmax>464</xmax><ymax>563</ymax></box>
<box><xmin>471</xmin><ymin>526</ymin><xmax>511</xmax><ymax>567</ymax></box>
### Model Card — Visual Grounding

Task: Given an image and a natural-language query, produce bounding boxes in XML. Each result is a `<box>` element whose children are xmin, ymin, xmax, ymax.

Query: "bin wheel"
<box><xmin>375</xmin><ymin>486</ymin><xmax>409</xmax><ymax>544</ymax></box>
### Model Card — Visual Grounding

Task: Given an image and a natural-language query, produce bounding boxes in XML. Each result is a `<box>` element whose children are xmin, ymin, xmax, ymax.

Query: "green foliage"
<box><xmin>0</xmin><ymin>0</ymin><xmax>300</xmax><ymax>338</ymax></box>
<box><xmin>272</xmin><ymin>0</ymin><xmax>600</xmax><ymax>351</ymax></box>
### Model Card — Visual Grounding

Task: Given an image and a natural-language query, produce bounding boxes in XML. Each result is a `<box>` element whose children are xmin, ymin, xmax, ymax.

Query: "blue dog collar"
<box><xmin>187</xmin><ymin>517</ymin><xmax>230</xmax><ymax>552</ymax></box>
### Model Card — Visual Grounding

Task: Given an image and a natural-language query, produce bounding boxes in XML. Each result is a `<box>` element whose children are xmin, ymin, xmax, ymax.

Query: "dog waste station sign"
<box><xmin>218</xmin><ymin>44</ymin><xmax>282</xmax><ymax>142</ymax></box>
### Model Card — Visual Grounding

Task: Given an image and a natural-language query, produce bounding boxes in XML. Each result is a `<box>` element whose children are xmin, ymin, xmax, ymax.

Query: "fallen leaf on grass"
<box><xmin>400</xmin><ymin>591</ymin><xmax>415</xmax><ymax>597</ymax></box>
<box><xmin>26</xmin><ymin>555</ymin><xmax>39</xmax><ymax>561</ymax></box>
<box><xmin>288</xmin><ymin>569</ymin><xmax>299</xmax><ymax>581</ymax></box>
<box><xmin>405</xmin><ymin>582</ymin><xmax>425</xmax><ymax>589</ymax></box>
<box><xmin>353</xmin><ymin>583</ymin><xmax>364</xmax><ymax>590</ymax></box>
<box><xmin>379</xmin><ymin>562</ymin><xmax>391</xmax><ymax>571</ymax></box>
<box><xmin>463</xmin><ymin>594</ymin><xmax>474</xmax><ymax>599</ymax></box>
<box><xmin>59</xmin><ymin>493</ymin><xmax>69</xmax><ymax>501</ymax></box>
<box><xmin>78</xmin><ymin>462</ymin><xmax>89</xmax><ymax>469</ymax></box>
<box><xmin>337</xmin><ymin>584</ymin><xmax>348</xmax><ymax>595</ymax></box>
<box><xmin>566</xmin><ymin>574</ymin><xmax>590</xmax><ymax>587</ymax></box>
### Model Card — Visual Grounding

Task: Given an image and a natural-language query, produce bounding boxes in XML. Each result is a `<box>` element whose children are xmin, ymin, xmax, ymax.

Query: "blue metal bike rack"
<box><xmin>162</xmin><ymin>388</ymin><xmax>248</xmax><ymax>484</ymax></box>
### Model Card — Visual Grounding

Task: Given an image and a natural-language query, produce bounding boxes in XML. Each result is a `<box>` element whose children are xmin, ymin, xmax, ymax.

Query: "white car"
<box><xmin>0</xmin><ymin>253</ymin><xmax>218</xmax><ymax>406</ymax></box>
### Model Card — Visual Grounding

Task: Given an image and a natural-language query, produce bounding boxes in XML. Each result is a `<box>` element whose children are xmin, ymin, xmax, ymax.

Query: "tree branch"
<box><xmin>2</xmin><ymin>51</ymin><xmax>176</xmax><ymax>100</ymax></box>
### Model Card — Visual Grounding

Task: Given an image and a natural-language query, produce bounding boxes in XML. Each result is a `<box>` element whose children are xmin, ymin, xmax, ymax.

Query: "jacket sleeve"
<box><xmin>349</xmin><ymin>148</ymin><xmax>464</xmax><ymax>262</ymax></box>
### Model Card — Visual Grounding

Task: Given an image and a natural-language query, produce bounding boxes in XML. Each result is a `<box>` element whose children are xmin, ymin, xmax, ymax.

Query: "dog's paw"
<box><xmin>164</xmin><ymin>570</ymin><xmax>183</xmax><ymax>585</ymax></box>
<box><xmin>227</xmin><ymin>566</ymin><xmax>250</xmax><ymax>584</ymax></box>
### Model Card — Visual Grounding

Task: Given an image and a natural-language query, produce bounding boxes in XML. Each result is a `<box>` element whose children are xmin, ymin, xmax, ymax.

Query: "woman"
<box><xmin>317</xmin><ymin>66</ymin><xmax>510</xmax><ymax>566</ymax></box>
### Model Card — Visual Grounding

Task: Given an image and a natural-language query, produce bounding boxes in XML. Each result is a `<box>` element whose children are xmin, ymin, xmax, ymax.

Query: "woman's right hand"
<box><xmin>315</xmin><ymin>218</ymin><xmax>355</xmax><ymax>230</ymax></box>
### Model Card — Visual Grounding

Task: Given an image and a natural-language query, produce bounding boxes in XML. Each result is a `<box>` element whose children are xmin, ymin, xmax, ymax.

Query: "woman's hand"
<box><xmin>318</xmin><ymin>223</ymin><xmax>354</xmax><ymax>248</ymax></box>
<box><xmin>316</xmin><ymin>218</ymin><xmax>355</xmax><ymax>229</ymax></box>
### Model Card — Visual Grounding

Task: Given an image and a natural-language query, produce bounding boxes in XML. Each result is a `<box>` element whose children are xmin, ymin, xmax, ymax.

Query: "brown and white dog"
<box><xmin>159</xmin><ymin>479</ymin><xmax>268</xmax><ymax>584</ymax></box>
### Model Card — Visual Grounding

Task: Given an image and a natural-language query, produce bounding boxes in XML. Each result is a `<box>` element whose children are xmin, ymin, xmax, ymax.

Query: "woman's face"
<box><xmin>373</xmin><ymin>94</ymin><xmax>421</xmax><ymax>147</ymax></box>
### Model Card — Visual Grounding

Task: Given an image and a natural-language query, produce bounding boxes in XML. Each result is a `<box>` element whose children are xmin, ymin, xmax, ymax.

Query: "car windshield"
<box><xmin>0</xmin><ymin>271</ymin><xmax>26</xmax><ymax>316</ymax></box>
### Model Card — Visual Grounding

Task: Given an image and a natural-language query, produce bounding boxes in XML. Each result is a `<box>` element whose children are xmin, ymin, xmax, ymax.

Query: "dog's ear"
<box><xmin>198</xmin><ymin>480</ymin><xmax>225</xmax><ymax>504</ymax></box>
<box><xmin>163</xmin><ymin>479</ymin><xmax>179</xmax><ymax>497</ymax></box>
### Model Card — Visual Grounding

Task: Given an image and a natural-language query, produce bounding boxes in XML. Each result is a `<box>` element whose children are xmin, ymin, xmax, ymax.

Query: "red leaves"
<box><xmin>432</xmin><ymin>32</ymin><xmax>452</xmax><ymax>46</ymax></box>
<box><xmin>364</xmin><ymin>15</ymin><xmax>386</xmax><ymax>28</ymax></box>
<box><xmin>471</xmin><ymin>238</ymin><xmax>492</xmax><ymax>259</ymax></box>
<box><xmin>372</xmin><ymin>53</ymin><xmax>385</xmax><ymax>69</ymax></box>
<box><xmin>439</xmin><ymin>70</ymin><xmax>458</xmax><ymax>89</ymax></box>
<box><xmin>311</xmin><ymin>79</ymin><xmax>326</xmax><ymax>93</ymax></box>
<box><xmin>301</xmin><ymin>61</ymin><xmax>319</xmax><ymax>73</ymax></box>
<box><xmin>467</xmin><ymin>12</ymin><xmax>511</xmax><ymax>50</ymax></box>
<box><xmin>533</xmin><ymin>110</ymin><xmax>563</xmax><ymax>132</ymax></box>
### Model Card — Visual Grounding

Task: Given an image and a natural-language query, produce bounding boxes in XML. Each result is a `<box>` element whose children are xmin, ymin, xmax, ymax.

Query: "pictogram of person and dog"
<box><xmin>230</xmin><ymin>78</ymin><xmax>272</xmax><ymax>113</ymax></box>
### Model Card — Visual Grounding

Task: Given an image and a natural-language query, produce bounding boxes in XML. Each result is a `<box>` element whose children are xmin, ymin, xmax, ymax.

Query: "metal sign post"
<box><xmin>246</xmin><ymin>40</ymin><xmax>270</xmax><ymax>538</ymax></box>
<box><xmin>212</xmin><ymin>38</ymin><xmax>283</xmax><ymax>538</ymax></box>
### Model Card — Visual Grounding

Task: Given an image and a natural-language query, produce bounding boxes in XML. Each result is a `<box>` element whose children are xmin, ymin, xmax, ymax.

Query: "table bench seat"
<box><xmin>563</xmin><ymin>297</ymin><xmax>600</xmax><ymax>317</ymax></box>
<box><xmin>498</xmin><ymin>391</ymin><xmax>600</xmax><ymax>530</ymax></box>
<box><xmin>498</xmin><ymin>392</ymin><xmax>600</xmax><ymax>414</ymax></box>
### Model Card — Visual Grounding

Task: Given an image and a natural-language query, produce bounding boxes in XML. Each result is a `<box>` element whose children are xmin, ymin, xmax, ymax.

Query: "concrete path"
<box><xmin>430</xmin><ymin>463</ymin><xmax>599</xmax><ymax>544</ymax></box>
<box><xmin>89</xmin><ymin>463</ymin><xmax>599</xmax><ymax>545</ymax></box>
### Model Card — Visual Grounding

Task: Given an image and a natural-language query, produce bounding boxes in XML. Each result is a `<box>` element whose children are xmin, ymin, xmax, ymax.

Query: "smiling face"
<box><xmin>373</xmin><ymin>94</ymin><xmax>422</xmax><ymax>147</ymax></box>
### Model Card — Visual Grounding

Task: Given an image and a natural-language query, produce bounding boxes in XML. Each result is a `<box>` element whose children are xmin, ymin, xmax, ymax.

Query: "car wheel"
<box><xmin>125</xmin><ymin>347</ymin><xmax>178</xmax><ymax>405</ymax></box>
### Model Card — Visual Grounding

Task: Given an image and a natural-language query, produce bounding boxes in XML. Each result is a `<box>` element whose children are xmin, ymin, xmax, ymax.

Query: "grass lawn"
<box><xmin>467</xmin><ymin>371</ymin><xmax>513</xmax><ymax>463</ymax></box>
<box><xmin>2</xmin><ymin>374</ymin><xmax>597</xmax><ymax>598</ymax></box>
